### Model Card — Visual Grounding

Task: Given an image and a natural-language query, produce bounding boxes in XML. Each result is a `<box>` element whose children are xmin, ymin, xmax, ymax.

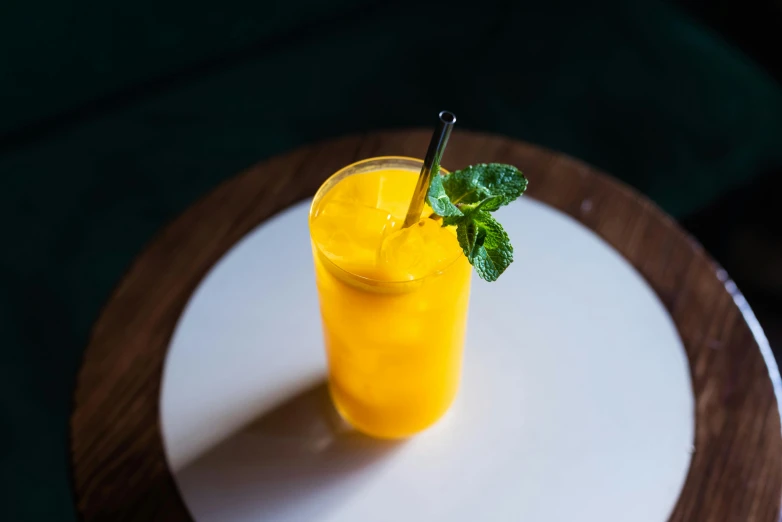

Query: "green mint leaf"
<box><xmin>429</xmin><ymin>162</ymin><xmax>525</xmax><ymax>282</ymax></box>
<box><xmin>427</xmin><ymin>169</ymin><xmax>463</xmax><ymax>218</ymax></box>
<box><xmin>459</xmin><ymin>195</ymin><xmax>506</xmax><ymax>214</ymax></box>
<box><xmin>443</xmin><ymin>163</ymin><xmax>527</xmax><ymax>208</ymax></box>
<box><xmin>456</xmin><ymin>219</ymin><xmax>486</xmax><ymax>259</ymax></box>
<box><xmin>442</xmin><ymin>214</ymin><xmax>463</xmax><ymax>227</ymax></box>
<box><xmin>456</xmin><ymin>211</ymin><xmax>513</xmax><ymax>282</ymax></box>
<box><xmin>450</xmin><ymin>210</ymin><xmax>514</xmax><ymax>282</ymax></box>
<box><xmin>442</xmin><ymin>194</ymin><xmax>505</xmax><ymax>227</ymax></box>
<box><xmin>473</xmin><ymin>211</ymin><xmax>513</xmax><ymax>280</ymax></box>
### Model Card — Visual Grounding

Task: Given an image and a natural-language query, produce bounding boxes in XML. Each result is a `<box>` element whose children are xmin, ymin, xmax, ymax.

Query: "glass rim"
<box><xmin>308</xmin><ymin>156</ymin><xmax>465</xmax><ymax>287</ymax></box>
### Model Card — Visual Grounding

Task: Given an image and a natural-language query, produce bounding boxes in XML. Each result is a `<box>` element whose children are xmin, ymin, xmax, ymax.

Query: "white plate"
<box><xmin>161</xmin><ymin>198</ymin><xmax>694</xmax><ymax>522</ymax></box>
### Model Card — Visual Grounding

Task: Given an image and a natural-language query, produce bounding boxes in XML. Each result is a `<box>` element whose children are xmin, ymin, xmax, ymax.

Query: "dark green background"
<box><xmin>2</xmin><ymin>0</ymin><xmax>781</xmax><ymax>520</ymax></box>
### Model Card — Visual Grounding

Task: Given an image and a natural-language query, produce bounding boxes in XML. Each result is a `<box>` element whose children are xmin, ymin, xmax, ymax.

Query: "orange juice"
<box><xmin>309</xmin><ymin>157</ymin><xmax>472</xmax><ymax>438</ymax></box>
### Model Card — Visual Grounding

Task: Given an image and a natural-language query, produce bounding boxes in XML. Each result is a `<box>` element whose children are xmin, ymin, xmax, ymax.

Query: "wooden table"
<box><xmin>70</xmin><ymin>130</ymin><xmax>782</xmax><ymax>521</ymax></box>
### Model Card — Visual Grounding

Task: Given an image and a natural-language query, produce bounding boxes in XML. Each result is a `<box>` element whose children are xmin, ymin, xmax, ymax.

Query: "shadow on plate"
<box><xmin>176</xmin><ymin>381</ymin><xmax>403</xmax><ymax>521</ymax></box>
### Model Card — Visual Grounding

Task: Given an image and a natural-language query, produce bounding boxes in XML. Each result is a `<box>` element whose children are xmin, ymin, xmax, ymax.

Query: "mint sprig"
<box><xmin>426</xmin><ymin>163</ymin><xmax>527</xmax><ymax>282</ymax></box>
<box><xmin>427</xmin><ymin>168</ymin><xmax>463</xmax><ymax>218</ymax></box>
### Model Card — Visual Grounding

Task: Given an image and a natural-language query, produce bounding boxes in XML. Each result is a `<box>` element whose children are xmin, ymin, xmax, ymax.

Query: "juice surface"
<box><xmin>310</xmin><ymin>165</ymin><xmax>471</xmax><ymax>438</ymax></box>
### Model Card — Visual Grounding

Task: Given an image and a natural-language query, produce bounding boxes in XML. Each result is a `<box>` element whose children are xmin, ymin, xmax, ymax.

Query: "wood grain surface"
<box><xmin>70</xmin><ymin>130</ymin><xmax>782</xmax><ymax>521</ymax></box>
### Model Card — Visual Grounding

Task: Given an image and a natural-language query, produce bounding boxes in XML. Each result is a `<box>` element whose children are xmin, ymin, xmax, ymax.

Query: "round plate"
<box><xmin>161</xmin><ymin>197</ymin><xmax>694</xmax><ymax>522</ymax></box>
<box><xmin>70</xmin><ymin>130</ymin><xmax>782</xmax><ymax>522</ymax></box>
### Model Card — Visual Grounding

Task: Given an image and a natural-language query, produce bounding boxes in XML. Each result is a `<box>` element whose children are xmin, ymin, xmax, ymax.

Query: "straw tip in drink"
<box><xmin>439</xmin><ymin>111</ymin><xmax>457</xmax><ymax>124</ymax></box>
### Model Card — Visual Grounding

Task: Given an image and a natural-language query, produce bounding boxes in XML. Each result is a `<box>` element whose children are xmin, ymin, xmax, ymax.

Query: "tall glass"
<box><xmin>309</xmin><ymin>157</ymin><xmax>472</xmax><ymax>438</ymax></box>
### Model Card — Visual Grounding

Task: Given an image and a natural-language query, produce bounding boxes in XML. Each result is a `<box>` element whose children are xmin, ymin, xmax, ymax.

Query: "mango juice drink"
<box><xmin>309</xmin><ymin>157</ymin><xmax>472</xmax><ymax>438</ymax></box>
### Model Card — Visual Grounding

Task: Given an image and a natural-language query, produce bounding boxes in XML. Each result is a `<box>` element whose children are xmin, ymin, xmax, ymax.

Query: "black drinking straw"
<box><xmin>402</xmin><ymin>111</ymin><xmax>457</xmax><ymax>228</ymax></box>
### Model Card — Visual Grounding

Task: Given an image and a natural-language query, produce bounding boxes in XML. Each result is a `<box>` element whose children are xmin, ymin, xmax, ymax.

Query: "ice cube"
<box><xmin>380</xmin><ymin>225</ymin><xmax>426</xmax><ymax>280</ymax></box>
<box><xmin>327</xmin><ymin>172</ymin><xmax>382</xmax><ymax>209</ymax></box>
<box><xmin>374</xmin><ymin>171</ymin><xmax>417</xmax><ymax>221</ymax></box>
<box><xmin>311</xmin><ymin>200</ymin><xmax>399</xmax><ymax>270</ymax></box>
<box><xmin>328</xmin><ymin>169</ymin><xmax>419</xmax><ymax>221</ymax></box>
<box><xmin>379</xmin><ymin>219</ymin><xmax>461</xmax><ymax>280</ymax></box>
<box><xmin>417</xmin><ymin>219</ymin><xmax>462</xmax><ymax>267</ymax></box>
